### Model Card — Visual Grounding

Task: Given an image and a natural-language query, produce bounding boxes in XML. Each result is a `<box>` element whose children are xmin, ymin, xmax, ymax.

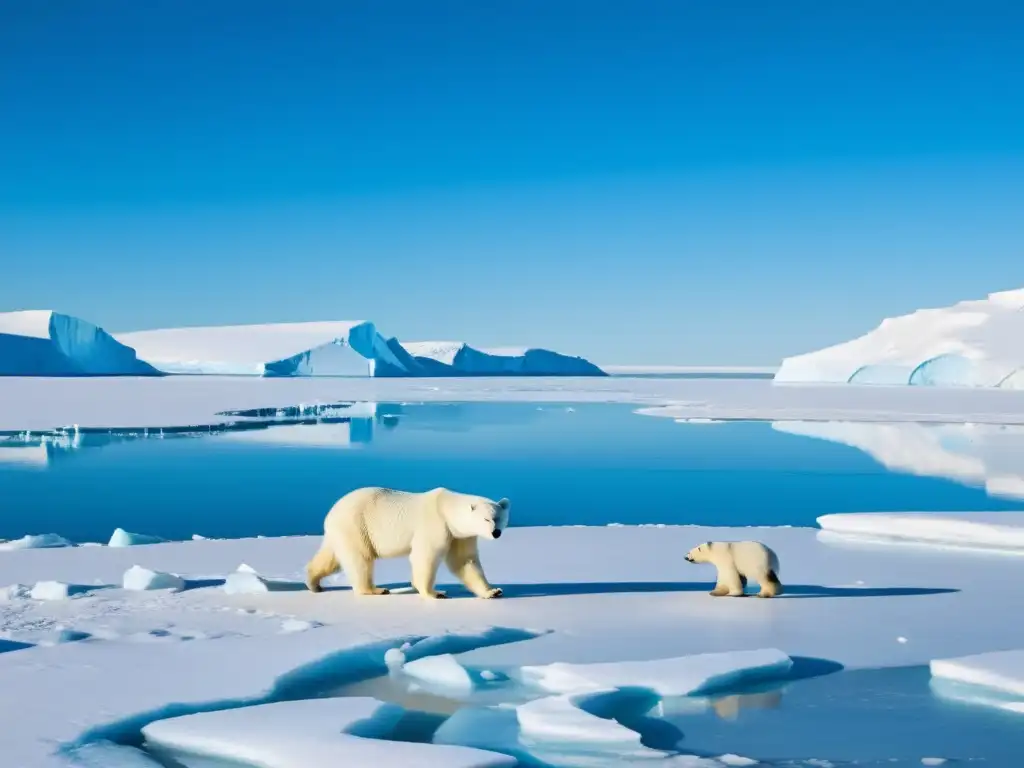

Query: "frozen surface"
<box><xmin>816</xmin><ymin>512</ymin><xmax>1024</xmax><ymax>553</ymax></box>
<box><xmin>774</xmin><ymin>287</ymin><xmax>1024</xmax><ymax>387</ymax></box>
<box><xmin>402</xmin><ymin>340</ymin><xmax>605</xmax><ymax>377</ymax></box>
<box><xmin>116</xmin><ymin>320</ymin><xmax>411</xmax><ymax>377</ymax></box>
<box><xmin>0</xmin><ymin>524</ymin><xmax>1021</xmax><ymax>765</ymax></box>
<box><xmin>141</xmin><ymin>697</ymin><xmax>516</xmax><ymax>768</ymax></box>
<box><xmin>0</xmin><ymin>310</ymin><xmax>158</xmax><ymax>377</ymax></box>
<box><xmin>108</xmin><ymin>528</ymin><xmax>167</xmax><ymax>547</ymax></box>
<box><xmin>520</xmin><ymin>649</ymin><xmax>793</xmax><ymax>696</ymax></box>
<box><xmin>514</xmin><ymin>693</ymin><xmax>643</xmax><ymax>743</ymax></box>
<box><xmin>122</xmin><ymin>565</ymin><xmax>185</xmax><ymax>592</ymax></box>
<box><xmin>774</xmin><ymin>420</ymin><xmax>1024</xmax><ymax>500</ymax></box>
<box><xmin>9</xmin><ymin>376</ymin><xmax>1024</xmax><ymax>432</ymax></box>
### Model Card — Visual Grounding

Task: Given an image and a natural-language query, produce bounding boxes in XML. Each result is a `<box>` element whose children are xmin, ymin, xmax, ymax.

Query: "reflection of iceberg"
<box><xmin>772</xmin><ymin>419</ymin><xmax>1024</xmax><ymax>500</ymax></box>
<box><xmin>215</xmin><ymin>418</ymin><xmax>375</xmax><ymax>448</ymax></box>
<box><xmin>0</xmin><ymin>443</ymin><xmax>50</xmax><ymax>468</ymax></box>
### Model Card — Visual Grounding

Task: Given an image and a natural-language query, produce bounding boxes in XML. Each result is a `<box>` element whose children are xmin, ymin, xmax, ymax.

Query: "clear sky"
<box><xmin>2</xmin><ymin>1</ymin><xmax>1022</xmax><ymax>365</ymax></box>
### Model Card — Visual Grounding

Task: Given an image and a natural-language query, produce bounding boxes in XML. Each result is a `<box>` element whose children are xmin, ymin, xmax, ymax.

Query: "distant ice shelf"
<box><xmin>1</xmin><ymin>311</ymin><xmax>607</xmax><ymax>377</ymax></box>
<box><xmin>774</xmin><ymin>287</ymin><xmax>1024</xmax><ymax>388</ymax></box>
<box><xmin>0</xmin><ymin>311</ymin><xmax>158</xmax><ymax>377</ymax></box>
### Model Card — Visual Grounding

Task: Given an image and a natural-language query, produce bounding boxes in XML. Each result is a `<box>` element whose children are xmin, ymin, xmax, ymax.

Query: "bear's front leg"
<box><xmin>710</xmin><ymin>562</ymin><xmax>745</xmax><ymax>597</ymax></box>
<box><xmin>410</xmin><ymin>538</ymin><xmax>448</xmax><ymax>600</ymax></box>
<box><xmin>445</xmin><ymin>538</ymin><xmax>502</xmax><ymax>599</ymax></box>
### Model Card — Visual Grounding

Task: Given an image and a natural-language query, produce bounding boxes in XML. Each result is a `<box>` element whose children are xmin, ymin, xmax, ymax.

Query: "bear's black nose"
<box><xmin>493</xmin><ymin>529</ymin><xmax>502</xmax><ymax>539</ymax></box>
<box><xmin>684</xmin><ymin>555</ymin><xmax>692</xmax><ymax>562</ymax></box>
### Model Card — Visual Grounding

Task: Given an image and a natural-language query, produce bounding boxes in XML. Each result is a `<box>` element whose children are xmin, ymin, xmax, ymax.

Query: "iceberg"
<box><xmin>0</xmin><ymin>310</ymin><xmax>158</xmax><ymax>377</ymax></box>
<box><xmin>774</xmin><ymin>287</ymin><xmax>1024</xmax><ymax>387</ymax></box>
<box><xmin>401</xmin><ymin>341</ymin><xmax>606</xmax><ymax>377</ymax></box>
<box><xmin>116</xmin><ymin>320</ymin><xmax>413</xmax><ymax>377</ymax></box>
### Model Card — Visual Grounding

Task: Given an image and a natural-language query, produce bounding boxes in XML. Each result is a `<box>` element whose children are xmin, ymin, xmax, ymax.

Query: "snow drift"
<box><xmin>0</xmin><ymin>311</ymin><xmax>158</xmax><ymax>377</ymax></box>
<box><xmin>774</xmin><ymin>287</ymin><xmax>1024</xmax><ymax>388</ymax></box>
<box><xmin>116</xmin><ymin>321</ymin><xmax>413</xmax><ymax>377</ymax></box>
<box><xmin>401</xmin><ymin>340</ymin><xmax>606</xmax><ymax>377</ymax></box>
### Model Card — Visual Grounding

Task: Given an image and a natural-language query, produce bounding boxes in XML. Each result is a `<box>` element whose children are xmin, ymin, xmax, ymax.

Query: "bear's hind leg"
<box><xmin>757</xmin><ymin>569</ymin><xmax>783</xmax><ymax>598</ymax></box>
<box><xmin>710</xmin><ymin>562</ymin><xmax>745</xmax><ymax>597</ymax></box>
<box><xmin>338</xmin><ymin>545</ymin><xmax>389</xmax><ymax>596</ymax></box>
<box><xmin>305</xmin><ymin>542</ymin><xmax>340</xmax><ymax>593</ymax></box>
<box><xmin>445</xmin><ymin>538</ymin><xmax>502</xmax><ymax>599</ymax></box>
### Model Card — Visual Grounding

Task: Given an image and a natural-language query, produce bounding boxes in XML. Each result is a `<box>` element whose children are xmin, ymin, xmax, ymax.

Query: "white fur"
<box><xmin>685</xmin><ymin>540</ymin><xmax>783</xmax><ymax>598</ymax></box>
<box><xmin>305</xmin><ymin>486</ymin><xmax>510</xmax><ymax>600</ymax></box>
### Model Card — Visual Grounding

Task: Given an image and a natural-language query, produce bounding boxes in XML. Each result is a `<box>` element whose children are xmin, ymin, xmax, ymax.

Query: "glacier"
<box><xmin>401</xmin><ymin>340</ymin><xmax>606</xmax><ymax>377</ymax></box>
<box><xmin>774</xmin><ymin>287</ymin><xmax>1024</xmax><ymax>388</ymax></box>
<box><xmin>0</xmin><ymin>311</ymin><xmax>158</xmax><ymax>377</ymax></box>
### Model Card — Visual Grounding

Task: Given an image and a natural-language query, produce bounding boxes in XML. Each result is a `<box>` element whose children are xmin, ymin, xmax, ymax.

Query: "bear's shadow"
<box><xmin>328</xmin><ymin>581</ymin><xmax>958</xmax><ymax>599</ymax></box>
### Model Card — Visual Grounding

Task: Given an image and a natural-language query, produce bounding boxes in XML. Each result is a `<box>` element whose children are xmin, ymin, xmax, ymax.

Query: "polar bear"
<box><xmin>684</xmin><ymin>540</ymin><xmax>782</xmax><ymax>598</ymax></box>
<box><xmin>305</xmin><ymin>486</ymin><xmax>510</xmax><ymax>600</ymax></box>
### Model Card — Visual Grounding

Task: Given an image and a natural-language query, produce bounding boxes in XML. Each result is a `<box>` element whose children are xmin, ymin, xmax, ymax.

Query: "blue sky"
<box><xmin>2</xmin><ymin>1</ymin><xmax>1022</xmax><ymax>365</ymax></box>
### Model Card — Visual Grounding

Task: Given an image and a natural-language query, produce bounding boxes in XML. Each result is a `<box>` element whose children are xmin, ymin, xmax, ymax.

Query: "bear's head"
<box><xmin>684</xmin><ymin>542</ymin><xmax>712</xmax><ymax>564</ymax></box>
<box><xmin>451</xmin><ymin>496</ymin><xmax>511</xmax><ymax>540</ymax></box>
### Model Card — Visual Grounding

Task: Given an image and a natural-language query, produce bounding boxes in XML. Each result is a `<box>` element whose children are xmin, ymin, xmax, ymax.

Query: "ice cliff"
<box><xmin>774</xmin><ymin>287</ymin><xmax>1024</xmax><ymax>388</ymax></box>
<box><xmin>0</xmin><ymin>311</ymin><xmax>158</xmax><ymax>377</ymax></box>
<box><xmin>401</xmin><ymin>341</ymin><xmax>606</xmax><ymax>377</ymax></box>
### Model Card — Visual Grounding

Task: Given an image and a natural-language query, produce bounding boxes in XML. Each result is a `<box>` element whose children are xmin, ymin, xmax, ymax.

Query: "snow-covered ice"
<box><xmin>0</xmin><ymin>523</ymin><xmax>1020</xmax><ymax>766</ymax></box>
<box><xmin>817</xmin><ymin>512</ymin><xmax>1024</xmax><ymax>553</ymax></box>
<box><xmin>122</xmin><ymin>565</ymin><xmax>186</xmax><ymax>592</ymax></box>
<box><xmin>402</xmin><ymin>340</ymin><xmax>605</xmax><ymax>377</ymax></box>
<box><xmin>513</xmin><ymin>693</ymin><xmax>645</xmax><ymax>743</ymax></box>
<box><xmin>774</xmin><ymin>286</ymin><xmax>1024</xmax><ymax>387</ymax></box>
<box><xmin>116</xmin><ymin>320</ymin><xmax>411</xmax><ymax>377</ymax></box>
<box><xmin>520</xmin><ymin>649</ymin><xmax>793</xmax><ymax>696</ymax></box>
<box><xmin>141</xmin><ymin>697</ymin><xmax>516</xmax><ymax>768</ymax></box>
<box><xmin>0</xmin><ymin>310</ymin><xmax>158</xmax><ymax>377</ymax></box>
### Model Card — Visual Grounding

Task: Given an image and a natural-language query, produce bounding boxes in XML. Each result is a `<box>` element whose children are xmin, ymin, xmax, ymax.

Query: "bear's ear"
<box><xmin>497</xmin><ymin>498</ymin><xmax>510</xmax><ymax>510</ymax></box>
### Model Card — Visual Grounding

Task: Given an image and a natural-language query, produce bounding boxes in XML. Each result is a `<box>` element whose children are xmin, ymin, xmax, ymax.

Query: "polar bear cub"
<box><xmin>684</xmin><ymin>540</ymin><xmax>782</xmax><ymax>598</ymax></box>
<box><xmin>305</xmin><ymin>486</ymin><xmax>510</xmax><ymax>600</ymax></box>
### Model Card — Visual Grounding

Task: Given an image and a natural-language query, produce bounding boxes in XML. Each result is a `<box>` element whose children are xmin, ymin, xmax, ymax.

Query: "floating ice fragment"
<box><xmin>403</xmin><ymin>653</ymin><xmax>474</xmax><ymax>690</ymax></box>
<box><xmin>384</xmin><ymin>648</ymin><xmax>406</xmax><ymax>669</ymax></box>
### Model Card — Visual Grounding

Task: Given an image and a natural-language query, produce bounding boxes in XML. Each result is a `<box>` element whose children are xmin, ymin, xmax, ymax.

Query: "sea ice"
<box><xmin>519</xmin><ymin>649</ymin><xmax>793</xmax><ymax>696</ymax></box>
<box><xmin>141</xmin><ymin>697</ymin><xmax>516</xmax><ymax>768</ymax></box>
<box><xmin>107</xmin><ymin>528</ymin><xmax>167</xmax><ymax>547</ymax></box>
<box><xmin>774</xmin><ymin>286</ymin><xmax>1024</xmax><ymax>388</ymax></box>
<box><xmin>930</xmin><ymin>649</ymin><xmax>1024</xmax><ymax>698</ymax></box>
<box><xmin>122</xmin><ymin>565</ymin><xmax>185</xmax><ymax>592</ymax></box>
<box><xmin>816</xmin><ymin>512</ymin><xmax>1024</xmax><ymax>553</ymax></box>
<box><xmin>0</xmin><ymin>533</ymin><xmax>74</xmax><ymax>551</ymax></box>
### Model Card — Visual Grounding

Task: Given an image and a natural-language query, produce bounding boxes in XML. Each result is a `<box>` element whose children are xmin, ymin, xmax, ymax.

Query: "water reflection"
<box><xmin>773</xmin><ymin>420</ymin><xmax>1024</xmax><ymax>500</ymax></box>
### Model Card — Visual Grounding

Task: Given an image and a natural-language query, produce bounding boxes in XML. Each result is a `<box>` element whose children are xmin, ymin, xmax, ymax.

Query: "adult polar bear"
<box><xmin>306</xmin><ymin>486</ymin><xmax>511</xmax><ymax>600</ymax></box>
